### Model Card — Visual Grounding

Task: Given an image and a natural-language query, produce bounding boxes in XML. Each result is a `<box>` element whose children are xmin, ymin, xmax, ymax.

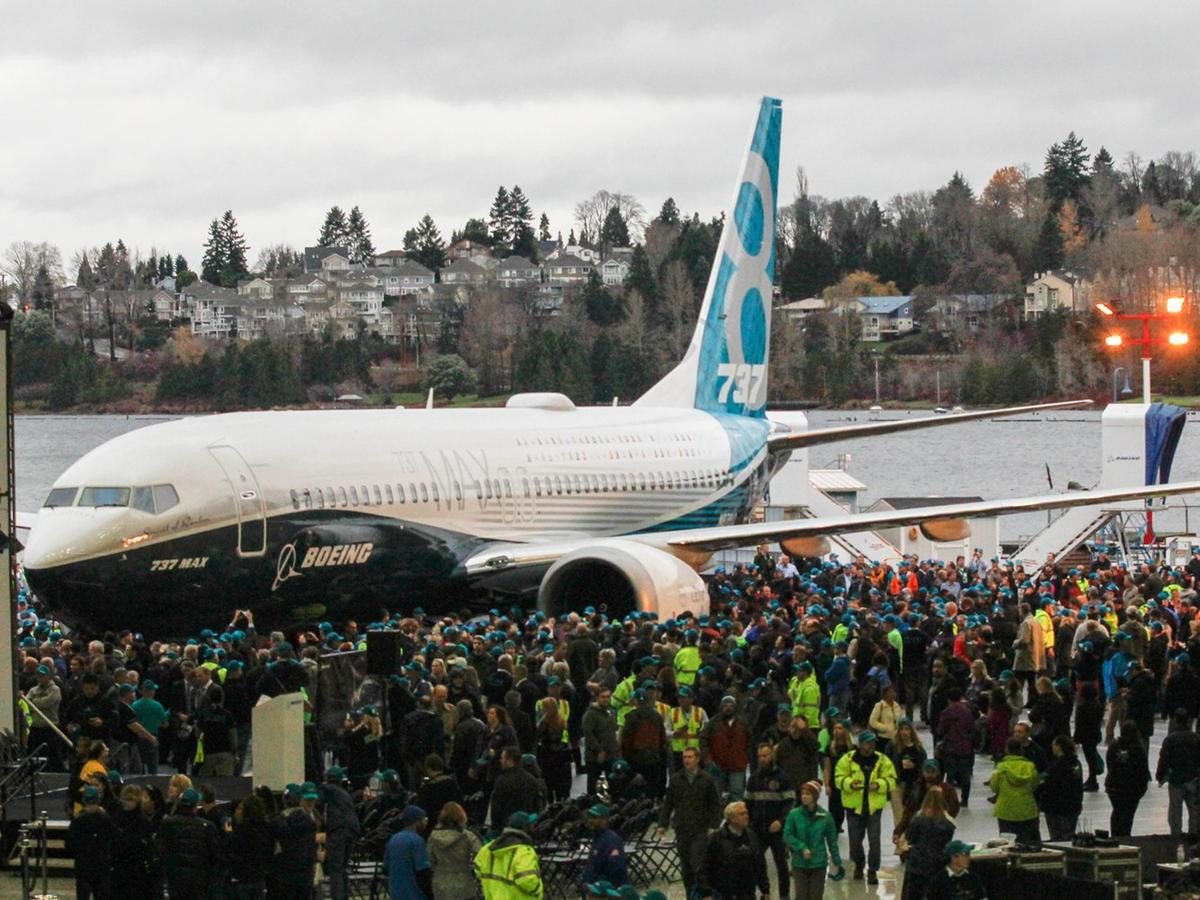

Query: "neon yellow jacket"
<box><xmin>788</xmin><ymin>673</ymin><xmax>820</xmax><ymax>727</ymax></box>
<box><xmin>834</xmin><ymin>750</ymin><xmax>897</xmax><ymax>815</ymax></box>
<box><xmin>475</xmin><ymin>831</ymin><xmax>543</xmax><ymax>899</ymax></box>
<box><xmin>612</xmin><ymin>675</ymin><xmax>637</xmax><ymax>726</ymax></box>
<box><xmin>674</xmin><ymin>646</ymin><xmax>701</xmax><ymax>686</ymax></box>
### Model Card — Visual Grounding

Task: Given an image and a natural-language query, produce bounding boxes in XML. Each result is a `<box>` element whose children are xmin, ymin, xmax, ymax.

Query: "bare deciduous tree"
<box><xmin>574</xmin><ymin>191</ymin><xmax>646</xmax><ymax>244</ymax></box>
<box><xmin>3</xmin><ymin>241</ymin><xmax>63</xmax><ymax>300</ymax></box>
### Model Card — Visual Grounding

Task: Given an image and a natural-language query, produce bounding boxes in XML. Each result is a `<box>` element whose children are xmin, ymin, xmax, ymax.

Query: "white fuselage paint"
<box><xmin>24</xmin><ymin>405</ymin><xmax>765</xmax><ymax>570</ymax></box>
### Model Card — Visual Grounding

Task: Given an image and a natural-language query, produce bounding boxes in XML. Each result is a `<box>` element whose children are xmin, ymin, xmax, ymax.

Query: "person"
<box><xmin>937</xmin><ymin>688</ymin><xmax>976</xmax><ymax>806</ymax></box>
<box><xmin>272</xmin><ymin>783</ymin><xmax>319</xmax><ymax>899</ymax></box>
<box><xmin>926</xmin><ymin>840</ymin><xmax>986</xmax><ymax>900</ymax></box>
<box><xmin>582</xmin><ymin>803</ymin><xmax>629</xmax><ymax>886</ymax></box>
<box><xmin>834</xmin><ymin>730</ymin><xmax>896</xmax><ymax>885</ymax></box>
<box><xmin>775</xmin><ymin>714</ymin><xmax>821</xmax><ymax>793</ymax></box>
<box><xmin>869</xmin><ymin>685</ymin><xmax>904</xmax><ymax>754</ymax></box>
<box><xmin>668</xmin><ymin>685</ymin><xmax>707</xmax><ymax>771</ymax></box>
<box><xmin>534</xmin><ymin>694</ymin><xmax>573</xmax><ymax>801</ymax></box>
<box><xmin>322</xmin><ymin>765</ymin><xmax>362</xmax><ymax>900</ymax></box>
<box><xmin>1013</xmin><ymin>603</ymin><xmax>1045</xmax><ymax>706</ymax></box>
<box><xmin>1156</xmin><ymin>707</ymin><xmax>1200</xmax><ymax>837</ymax></box>
<box><xmin>896</xmin><ymin>759</ymin><xmax>960</xmax><ymax>837</ymax></box>
<box><xmin>474</xmin><ymin>810</ymin><xmax>543</xmax><ymax>900</ymax></box>
<box><xmin>821</xmin><ymin>720</ymin><xmax>854</xmax><ymax>833</ymax></box>
<box><xmin>489</xmin><ymin>745</ymin><xmax>542</xmax><ymax>830</ymax></box>
<box><xmin>783</xmin><ymin>780</ymin><xmax>843</xmax><ymax>900</ymax></box>
<box><xmin>428</xmin><ymin>801</ymin><xmax>483</xmax><ymax>900</ymax></box>
<box><xmin>658</xmin><ymin>746</ymin><xmax>723</xmax><ymax>896</ymax></box>
<box><xmin>110</xmin><ymin>784</ymin><xmax>156</xmax><ymax>900</ymax></box>
<box><xmin>67</xmin><ymin>785</ymin><xmax>116</xmax><ymax>900</ymax></box>
<box><xmin>621</xmin><ymin>689</ymin><xmax>670</xmax><ymax>799</ymax></box>
<box><xmin>159</xmin><ymin>787</ymin><xmax>221</xmax><ymax>900</ymax></box>
<box><xmin>1074</xmin><ymin>681</ymin><xmax>1104</xmax><ymax>791</ymax></box>
<box><xmin>745</xmin><ymin>742</ymin><xmax>794</xmax><ymax>898</ymax></box>
<box><xmin>384</xmin><ymin>804</ymin><xmax>432</xmax><ymax>900</ymax></box>
<box><xmin>697</xmin><ymin>801</ymin><xmax>770</xmax><ymax>900</ymax></box>
<box><xmin>129</xmin><ymin>679</ymin><xmax>167</xmax><ymax>775</ymax></box>
<box><xmin>988</xmin><ymin>737</ymin><xmax>1040</xmax><ymax>844</ymax></box>
<box><xmin>1106</xmin><ymin>719</ymin><xmax>1150</xmax><ymax>838</ymax></box>
<box><xmin>703</xmin><ymin>695</ymin><xmax>751</xmax><ymax>800</ymax></box>
<box><xmin>227</xmin><ymin>792</ymin><xmax>275</xmax><ymax>900</ymax></box>
<box><xmin>414</xmin><ymin>755</ymin><xmax>461</xmax><ymax>834</ymax></box>
<box><xmin>902</xmin><ymin>787</ymin><xmax>956</xmax><ymax>900</ymax></box>
<box><xmin>890</xmin><ymin>718</ymin><xmax>927</xmax><ymax>820</ymax></box>
<box><xmin>1038</xmin><ymin>735</ymin><xmax>1083</xmax><ymax>841</ymax></box>
<box><xmin>581</xmin><ymin>686</ymin><xmax>619</xmax><ymax>794</ymax></box>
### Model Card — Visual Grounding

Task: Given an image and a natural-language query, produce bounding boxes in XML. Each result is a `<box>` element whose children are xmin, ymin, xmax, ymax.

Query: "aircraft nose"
<box><xmin>22</xmin><ymin>508</ymin><xmax>124</xmax><ymax>570</ymax></box>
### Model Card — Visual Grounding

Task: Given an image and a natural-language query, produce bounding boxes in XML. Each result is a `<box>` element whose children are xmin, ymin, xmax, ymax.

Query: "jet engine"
<box><xmin>915</xmin><ymin>517</ymin><xmax>971</xmax><ymax>542</ymax></box>
<box><xmin>537</xmin><ymin>539</ymin><xmax>708</xmax><ymax>621</ymax></box>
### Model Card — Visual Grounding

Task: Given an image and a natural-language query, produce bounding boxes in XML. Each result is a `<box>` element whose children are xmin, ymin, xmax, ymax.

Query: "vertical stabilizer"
<box><xmin>635</xmin><ymin>97</ymin><xmax>781</xmax><ymax>418</ymax></box>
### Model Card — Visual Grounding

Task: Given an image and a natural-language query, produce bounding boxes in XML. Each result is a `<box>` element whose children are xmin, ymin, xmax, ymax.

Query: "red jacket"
<box><xmin>704</xmin><ymin>715</ymin><xmax>749</xmax><ymax>772</ymax></box>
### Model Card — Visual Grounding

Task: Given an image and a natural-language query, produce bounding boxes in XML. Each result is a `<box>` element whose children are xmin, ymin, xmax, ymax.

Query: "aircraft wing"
<box><xmin>767</xmin><ymin>399</ymin><xmax>1093</xmax><ymax>453</ymax></box>
<box><xmin>463</xmin><ymin>481</ymin><xmax>1200</xmax><ymax>573</ymax></box>
<box><xmin>649</xmin><ymin>481</ymin><xmax>1200</xmax><ymax>553</ymax></box>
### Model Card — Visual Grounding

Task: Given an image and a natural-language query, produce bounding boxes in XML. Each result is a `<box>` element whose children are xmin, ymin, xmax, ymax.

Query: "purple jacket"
<box><xmin>937</xmin><ymin>701</ymin><xmax>976</xmax><ymax>758</ymax></box>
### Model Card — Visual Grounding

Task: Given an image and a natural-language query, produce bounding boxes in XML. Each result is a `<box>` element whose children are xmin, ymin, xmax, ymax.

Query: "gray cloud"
<box><xmin>3</xmin><ymin>1</ymin><xmax>1199</xmax><ymax>270</ymax></box>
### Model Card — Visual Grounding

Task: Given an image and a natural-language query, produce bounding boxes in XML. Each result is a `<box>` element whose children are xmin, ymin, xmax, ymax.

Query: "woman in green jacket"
<box><xmin>987</xmin><ymin>737</ymin><xmax>1041</xmax><ymax>843</ymax></box>
<box><xmin>783</xmin><ymin>780</ymin><xmax>844</xmax><ymax>900</ymax></box>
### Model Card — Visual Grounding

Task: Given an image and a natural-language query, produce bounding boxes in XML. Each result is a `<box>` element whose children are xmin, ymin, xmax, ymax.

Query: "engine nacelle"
<box><xmin>780</xmin><ymin>536</ymin><xmax>831</xmax><ymax>559</ymax></box>
<box><xmin>918</xmin><ymin>517</ymin><xmax>972</xmax><ymax>542</ymax></box>
<box><xmin>538</xmin><ymin>539</ymin><xmax>708</xmax><ymax>621</ymax></box>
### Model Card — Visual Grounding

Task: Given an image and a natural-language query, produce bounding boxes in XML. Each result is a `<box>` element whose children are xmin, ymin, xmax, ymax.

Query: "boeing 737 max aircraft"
<box><xmin>21</xmin><ymin>98</ymin><xmax>1200</xmax><ymax>635</ymax></box>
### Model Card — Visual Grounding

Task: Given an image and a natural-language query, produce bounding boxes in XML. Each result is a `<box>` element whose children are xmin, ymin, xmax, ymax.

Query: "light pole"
<box><xmin>1097</xmin><ymin>297</ymin><xmax>1190</xmax><ymax>404</ymax></box>
<box><xmin>872</xmin><ymin>351</ymin><xmax>881</xmax><ymax>405</ymax></box>
<box><xmin>1111</xmin><ymin>366</ymin><xmax>1132</xmax><ymax>404</ymax></box>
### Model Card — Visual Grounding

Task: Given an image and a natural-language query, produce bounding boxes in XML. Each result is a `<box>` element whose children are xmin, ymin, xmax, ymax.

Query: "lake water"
<box><xmin>14</xmin><ymin>410</ymin><xmax>1200</xmax><ymax>543</ymax></box>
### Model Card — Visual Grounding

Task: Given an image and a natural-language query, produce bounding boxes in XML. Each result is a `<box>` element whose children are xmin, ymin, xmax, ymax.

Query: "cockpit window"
<box><xmin>43</xmin><ymin>487</ymin><xmax>78</xmax><ymax>508</ymax></box>
<box><xmin>153</xmin><ymin>485</ymin><xmax>179</xmax><ymax>513</ymax></box>
<box><xmin>78</xmin><ymin>487</ymin><xmax>131</xmax><ymax>507</ymax></box>
<box><xmin>131</xmin><ymin>486</ymin><xmax>155</xmax><ymax>514</ymax></box>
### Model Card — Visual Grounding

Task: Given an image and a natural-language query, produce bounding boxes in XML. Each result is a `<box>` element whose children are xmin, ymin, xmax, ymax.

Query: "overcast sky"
<box><xmin>3</xmin><ymin>1</ymin><xmax>1199</xmax><ymax>275</ymax></box>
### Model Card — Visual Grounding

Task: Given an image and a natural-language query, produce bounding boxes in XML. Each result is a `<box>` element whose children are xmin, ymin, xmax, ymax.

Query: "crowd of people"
<box><xmin>13</xmin><ymin>540</ymin><xmax>1200</xmax><ymax>898</ymax></box>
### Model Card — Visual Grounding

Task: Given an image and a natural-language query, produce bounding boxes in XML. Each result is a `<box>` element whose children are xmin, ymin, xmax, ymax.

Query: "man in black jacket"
<box><xmin>403</xmin><ymin>694</ymin><xmax>446</xmax><ymax>789</ymax></box>
<box><xmin>273</xmin><ymin>785</ymin><xmax>319</xmax><ymax>899</ymax></box>
<box><xmin>415</xmin><ymin>753</ymin><xmax>463</xmax><ymax>832</ymax></box>
<box><xmin>160</xmin><ymin>787</ymin><xmax>221</xmax><ymax>900</ymax></box>
<box><xmin>322</xmin><ymin>765</ymin><xmax>362</xmax><ymax>900</ymax></box>
<box><xmin>488</xmin><ymin>745</ymin><xmax>542</xmax><ymax>830</ymax></box>
<box><xmin>745</xmin><ymin>742</ymin><xmax>794</xmax><ymax>899</ymax></box>
<box><xmin>68</xmin><ymin>786</ymin><xmax>117</xmax><ymax>900</ymax></box>
<box><xmin>1156</xmin><ymin>708</ymin><xmax>1200</xmax><ymax>837</ymax></box>
<box><xmin>697</xmin><ymin>801</ymin><xmax>770</xmax><ymax>900</ymax></box>
<box><xmin>658</xmin><ymin>746</ymin><xmax>723</xmax><ymax>896</ymax></box>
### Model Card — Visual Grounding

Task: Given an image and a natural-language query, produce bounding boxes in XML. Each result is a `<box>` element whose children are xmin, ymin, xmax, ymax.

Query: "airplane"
<box><xmin>22</xmin><ymin>97</ymin><xmax>1200</xmax><ymax>636</ymax></box>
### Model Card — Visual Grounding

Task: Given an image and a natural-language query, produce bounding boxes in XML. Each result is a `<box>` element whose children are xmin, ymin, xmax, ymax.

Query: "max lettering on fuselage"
<box><xmin>150</xmin><ymin>557</ymin><xmax>209</xmax><ymax>571</ymax></box>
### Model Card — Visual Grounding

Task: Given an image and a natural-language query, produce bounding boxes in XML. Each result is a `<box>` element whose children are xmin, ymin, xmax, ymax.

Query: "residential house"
<box><xmin>237</xmin><ymin>277</ymin><xmax>275</xmax><ymax>300</ymax></box>
<box><xmin>183</xmin><ymin>281</ymin><xmax>244</xmax><ymax>339</ymax></box>
<box><xmin>778</xmin><ymin>297</ymin><xmax>829</xmax><ymax>322</ymax></box>
<box><xmin>283</xmin><ymin>275</ymin><xmax>329</xmax><ymax>303</ymax></box>
<box><xmin>545</xmin><ymin>253</ymin><xmax>593</xmax><ymax>285</ymax></box>
<box><xmin>600</xmin><ymin>255</ymin><xmax>630</xmax><ymax>286</ymax></box>
<box><xmin>547</xmin><ymin>244</ymin><xmax>600</xmax><ymax>265</ymax></box>
<box><xmin>304</xmin><ymin>245</ymin><xmax>349</xmax><ymax>273</ymax></box>
<box><xmin>440</xmin><ymin>258</ymin><xmax>489</xmax><ymax>286</ymax></box>
<box><xmin>497</xmin><ymin>256</ymin><xmax>540</xmax><ymax>288</ymax></box>
<box><xmin>446</xmin><ymin>239</ymin><xmax>494</xmax><ymax>268</ymax></box>
<box><xmin>833</xmin><ymin>295</ymin><xmax>914</xmax><ymax>341</ymax></box>
<box><xmin>1024</xmin><ymin>270</ymin><xmax>1089</xmax><ymax>319</ymax></box>
<box><xmin>235</xmin><ymin>297</ymin><xmax>299</xmax><ymax>340</ymax></box>
<box><xmin>336</xmin><ymin>281</ymin><xmax>385</xmax><ymax>322</ymax></box>
<box><xmin>319</xmin><ymin>252</ymin><xmax>351</xmax><ymax>280</ymax></box>
<box><xmin>929</xmin><ymin>293</ymin><xmax>1011</xmax><ymax>332</ymax></box>
<box><xmin>373</xmin><ymin>249</ymin><xmax>408</xmax><ymax>267</ymax></box>
<box><xmin>370</xmin><ymin>260</ymin><xmax>435</xmax><ymax>297</ymax></box>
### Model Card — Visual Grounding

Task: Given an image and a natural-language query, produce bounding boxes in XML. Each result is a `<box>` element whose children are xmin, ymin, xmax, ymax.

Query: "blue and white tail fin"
<box><xmin>635</xmin><ymin>96</ymin><xmax>781</xmax><ymax>419</ymax></box>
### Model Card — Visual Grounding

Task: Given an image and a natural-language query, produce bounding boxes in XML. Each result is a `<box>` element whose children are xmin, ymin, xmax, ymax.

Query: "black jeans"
<box><xmin>755</xmin><ymin>828</ymin><xmax>789</xmax><ymax>897</ymax></box>
<box><xmin>998</xmin><ymin>817</ymin><xmax>1040</xmax><ymax>843</ymax></box>
<box><xmin>1109</xmin><ymin>792</ymin><xmax>1142</xmax><ymax>837</ymax></box>
<box><xmin>76</xmin><ymin>872</ymin><xmax>112</xmax><ymax>900</ymax></box>
<box><xmin>942</xmin><ymin>752</ymin><xmax>974</xmax><ymax>803</ymax></box>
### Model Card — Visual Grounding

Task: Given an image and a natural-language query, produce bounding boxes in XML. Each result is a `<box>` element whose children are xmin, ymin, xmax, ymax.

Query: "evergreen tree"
<box><xmin>458</xmin><ymin>218</ymin><xmax>490</xmax><ymax>245</ymax></box>
<box><xmin>780</xmin><ymin>229</ymin><xmax>837</xmax><ymax>300</ymax></box>
<box><xmin>175</xmin><ymin>254</ymin><xmax>188</xmax><ymax>276</ymax></box>
<box><xmin>1033</xmin><ymin>210</ymin><xmax>1064</xmax><ymax>272</ymax></box>
<box><xmin>219</xmin><ymin>210</ymin><xmax>249</xmax><ymax>287</ymax></box>
<box><xmin>96</xmin><ymin>243</ymin><xmax>117</xmax><ymax>288</ymax></box>
<box><xmin>509</xmin><ymin>186</ymin><xmax>537</xmax><ymax>259</ymax></box>
<box><xmin>31</xmin><ymin>265</ymin><xmax>55</xmax><ymax>310</ymax></box>
<box><xmin>201</xmin><ymin>218</ymin><xmax>225</xmax><ymax>285</ymax></box>
<box><xmin>1043</xmin><ymin>131</ymin><xmax>1090</xmax><ymax>211</ymax></box>
<box><xmin>1092</xmin><ymin>146</ymin><xmax>1115</xmax><ymax>175</ymax></box>
<box><xmin>582</xmin><ymin>272</ymin><xmax>625</xmax><ymax>325</ymax></box>
<box><xmin>488</xmin><ymin>187</ymin><xmax>512</xmax><ymax>252</ymax></box>
<box><xmin>538</xmin><ymin>212</ymin><xmax>551</xmax><ymax>242</ymax></box>
<box><xmin>144</xmin><ymin>253</ymin><xmax>158</xmax><ymax>286</ymax></box>
<box><xmin>600</xmin><ymin>206</ymin><xmax>630</xmax><ymax>248</ymax></box>
<box><xmin>76</xmin><ymin>253</ymin><xmax>96</xmax><ymax>292</ymax></box>
<box><xmin>1141</xmin><ymin>161</ymin><xmax>1163</xmax><ymax>206</ymax></box>
<box><xmin>113</xmin><ymin>240</ymin><xmax>133</xmax><ymax>289</ymax></box>
<box><xmin>625</xmin><ymin>245</ymin><xmax>657</xmax><ymax>306</ymax></box>
<box><xmin>656</xmin><ymin>197</ymin><xmax>681</xmax><ymax>226</ymax></box>
<box><xmin>318</xmin><ymin>206</ymin><xmax>349</xmax><ymax>247</ymax></box>
<box><xmin>567</xmin><ymin>228</ymin><xmax>577</xmax><ymax>245</ymax></box>
<box><xmin>408</xmin><ymin>215</ymin><xmax>447</xmax><ymax>274</ymax></box>
<box><xmin>159</xmin><ymin>255</ymin><xmax>173</xmax><ymax>279</ymax></box>
<box><xmin>346</xmin><ymin>206</ymin><xmax>375</xmax><ymax>265</ymax></box>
